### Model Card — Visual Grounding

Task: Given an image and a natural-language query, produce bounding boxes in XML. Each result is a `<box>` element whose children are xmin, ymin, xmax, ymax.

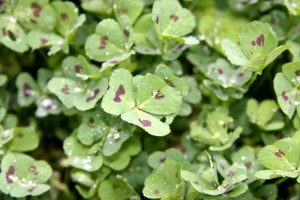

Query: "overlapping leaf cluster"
<box><xmin>2</xmin><ymin>0</ymin><xmax>300</xmax><ymax>199</ymax></box>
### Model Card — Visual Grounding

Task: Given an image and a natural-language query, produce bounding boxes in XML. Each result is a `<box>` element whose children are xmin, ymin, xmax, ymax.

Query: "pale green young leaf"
<box><xmin>148</xmin><ymin>148</ymin><xmax>183</xmax><ymax>169</ymax></box>
<box><xmin>152</xmin><ymin>0</ymin><xmax>195</xmax><ymax>40</ymax></box>
<box><xmin>98</xmin><ymin>178</ymin><xmax>140</xmax><ymax>200</ymax></box>
<box><xmin>143</xmin><ymin>159</ymin><xmax>182</xmax><ymax>199</ymax></box>
<box><xmin>16</xmin><ymin>73</ymin><xmax>39</xmax><ymax>107</ymax></box>
<box><xmin>121</xmin><ymin>109</ymin><xmax>170</xmax><ymax>136</ymax></box>
<box><xmin>0</xmin><ymin>153</ymin><xmax>52</xmax><ymax>197</ymax></box>
<box><xmin>9</xmin><ymin>127</ymin><xmax>39</xmax><ymax>152</ymax></box>
<box><xmin>102</xmin><ymin>69</ymin><xmax>135</xmax><ymax>115</ymax></box>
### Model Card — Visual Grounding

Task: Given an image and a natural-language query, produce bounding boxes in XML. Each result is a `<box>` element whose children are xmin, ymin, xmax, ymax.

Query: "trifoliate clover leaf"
<box><xmin>256</xmin><ymin>137</ymin><xmax>300</xmax><ymax>181</ymax></box>
<box><xmin>85</xmin><ymin>17</ymin><xmax>134</xmax><ymax>65</ymax></box>
<box><xmin>16</xmin><ymin>72</ymin><xmax>39</xmax><ymax>107</ymax></box>
<box><xmin>0</xmin><ymin>15</ymin><xmax>28</xmax><ymax>53</ymax></box>
<box><xmin>113</xmin><ymin>0</ymin><xmax>144</xmax><ymax>24</ymax></box>
<box><xmin>14</xmin><ymin>0</ymin><xmax>56</xmax><ymax>32</ymax></box>
<box><xmin>8</xmin><ymin>127</ymin><xmax>39</xmax><ymax>152</ymax></box>
<box><xmin>191</xmin><ymin>109</ymin><xmax>242</xmax><ymax>151</ymax></box>
<box><xmin>103</xmin><ymin>136</ymin><xmax>141</xmax><ymax>171</ymax></box>
<box><xmin>246</xmin><ymin>98</ymin><xmax>284</xmax><ymax>131</ymax></box>
<box><xmin>0</xmin><ymin>153</ymin><xmax>52</xmax><ymax>198</ymax></box>
<box><xmin>181</xmin><ymin>163</ymin><xmax>248</xmax><ymax>198</ymax></box>
<box><xmin>47</xmin><ymin>77</ymin><xmax>108</xmax><ymax>111</ymax></box>
<box><xmin>63</xmin><ymin>130</ymin><xmax>103</xmax><ymax>172</ymax></box>
<box><xmin>152</xmin><ymin>0</ymin><xmax>195</xmax><ymax>40</ymax></box>
<box><xmin>102</xmin><ymin>68</ymin><xmax>182</xmax><ymax>136</ymax></box>
<box><xmin>274</xmin><ymin>61</ymin><xmax>300</xmax><ymax>119</ymax></box>
<box><xmin>98</xmin><ymin>178</ymin><xmax>140</xmax><ymax>200</ymax></box>
<box><xmin>221</xmin><ymin>21</ymin><xmax>289</xmax><ymax>75</ymax></box>
<box><xmin>143</xmin><ymin>159</ymin><xmax>182</xmax><ymax>199</ymax></box>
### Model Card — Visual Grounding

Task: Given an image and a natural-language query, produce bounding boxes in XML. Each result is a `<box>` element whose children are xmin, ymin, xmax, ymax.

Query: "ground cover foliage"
<box><xmin>1</xmin><ymin>0</ymin><xmax>300</xmax><ymax>199</ymax></box>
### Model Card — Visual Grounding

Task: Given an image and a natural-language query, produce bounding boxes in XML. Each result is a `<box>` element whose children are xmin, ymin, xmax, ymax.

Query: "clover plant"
<box><xmin>2</xmin><ymin>0</ymin><xmax>300</xmax><ymax>199</ymax></box>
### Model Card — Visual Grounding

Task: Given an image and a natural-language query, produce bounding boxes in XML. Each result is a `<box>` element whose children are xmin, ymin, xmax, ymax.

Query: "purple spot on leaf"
<box><xmin>281</xmin><ymin>91</ymin><xmax>288</xmax><ymax>101</ymax></box>
<box><xmin>251</xmin><ymin>41</ymin><xmax>256</xmax><ymax>46</ymax></box>
<box><xmin>30</xmin><ymin>19</ymin><xmax>37</xmax><ymax>24</ymax></box>
<box><xmin>217</xmin><ymin>68</ymin><xmax>223</xmax><ymax>75</ymax></box>
<box><xmin>155</xmin><ymin>16</ymin><xmax>159</xmax><ymax>24</ymax></box>
<box><xmin>152</xmin><ymin>90</ymin><xmax>164</xmax><ymax>99</ymax></box>
<box><xmin>86</xmin><ymin>88</ymin><xmax>100</xmax><ymax>102</ymax></box>
<box><xmin>124</xmin><ymin>29</ymin><xmax>130</xmax><ymax>37</ymax></box>
<box><xmin>113</xmin><ymin>85</ymin><xmax>125</xmax><ymax>102</ymax></box>
<box><xmin>295</xmin><ymin>70</ymin><xmax>300</xmax><ymax>76</ymax></box>
<box><xmin>40</xmin><ymin>38</ymin><xmax>48</xmax><ymax>46</ymax></box>
<box><xmin>275</xmin><ymin>150</ymin><xmax>284</xmax><ymax>158</ymax></box>
<box><xmin>28</xmin><ymin>187</ymin><xmax>36</xmax><ymax>193</ymax></box>
<box><xmin>110</xmin><ymin>60</ymin><xmax>117</xmax><ymax>64</ymax></box>
<box><xmin>170</xmin><ymin>15</ymin><xmax>179</xmax><ymax>22</ymax></box>
<box><xmin>159</xmin><ymin>156</ymin><xmax>169</xmax><ymax>163</ymax></box>
<box><xmin>139</xmin><ymin>119</ymin><xmax>151</xmax><ymax>127</ymax></box>
<box><xmin>244</xmin><ymin>161</ymin><xmax>252</xmax><ymax>169</ymax></box>
<box><xmin>31</xmin><ymin>3</ymin><xmax>42</xmax><ymax>17</ymax></box>
<box><xmin>238</xmin><ymin>73</ymin><xmax>244</xmax><ymax>78</ymax></box>
<box><xmin>61</xmin><ymin>85</ymin><xmax>70</xmax><ymax>94</ymax></box>
<box><xmin>227</xmin><ymin>170</ymin><xmax>234</xmax><ymax>177</ymax></box>
<box><xmin>251</xmin><ymin>34</ymin><xmax>265</xmax><ymax>46</ymax></box>
<box><xmin>29</xmin><ymin>165</ymin><xmax>38</xmax><ymax>176</ymax></box>
<box><xmin>193</xmin><ymin>181</ymin><xmax>199</xmax><ymax>185</ymax></box>
<box><xmin>153</xmin><ymin>189</ymin><xmax>160</xmax><ymax>195</ymax></box>
<box><xmin>2</xmin><ymin>28</ymin><xmax>7</xmax><ymax>36</ymax></box>
<box><xmin>271</xmin><ymin>17</ymin><xmax>277</xmax><ymax>25</ymax></box>
<box><xmin>23</xmin><ymin>83</ymin><xmax>31</xmax><ymax>97</ymax></box>
<box><xmin>75</xmin><ymin>64</ymin><xmax>83</xmax><ymax>73</ymax></box>
<box><xmin>60</xmin><ymin>13</ymin><xmax>68</xmax><ymax>21</ymax></box>
<box><xmin>100</xmin><ymin>36</ymin><xmax>108</xmax><ymax>49</ymax></box>
<box><xmin>17</xmin><ymin>132</ymin><xmax>23</xmax><ymax>138</ymax></box>
<box><xmin>6</xmin><ymin>165</ymin><xmax>15</xmax><ymax>184</ymax></box>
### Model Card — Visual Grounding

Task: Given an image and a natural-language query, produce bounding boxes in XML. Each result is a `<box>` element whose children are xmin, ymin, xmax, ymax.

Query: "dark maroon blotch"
<box><xmin>244</xmin><ymin>161</ymin><xmax>252</xmax><ymax>169</ymax></box>
<box><xmin>155</xmin><ymin>16</ymin><xmax>159</xmax><ymax>24</ymax></box>
<box><xmin>6</xmin><ymin>165</ymin><xmax>15</xmax><ymax>184</ymax></box>
<box><xmin>159</xmin><ymin>156</ymin><xmax>169</xmax><ymax>163</ymax></box>
<box><xmin>251</xmin><ymin>41</ymin><xmax>256</xmax><ymax>46</ymax></box>
<box><xmin>60</xmin><ymin>13</ymin><xmax>68</xmax><ymax>21</ymax></box>
<box><xmin>251</xmin><ymin>34</ymin><xmax>265</xmax><ymax>46</ymax></box>
<box><xmin>110</xmin><ymin>60</ymin><xmax>117</xmax><ymax>64</ymax></box>
<box><xmin>217</xmin><ymin>68</ymin><xmax>223</xmax><ymax>75</ymax></box>
<box><xmin>86</xmin><ymin>89</ymin><xmax>100</xmax><ymax>102</ymax></box>
<box><xmin>271</xmin><ymin>17</ymin><xmax>277</xmax><ymax>25</ymax></box>
<box><xmin>176</xmin><ymin>44</ymin><xmax>185</xmax><ymax>51</ymax></box>
<box><xmin>40</xmin><ymin>38</ymin><xmax>48</xmax><ymax>46</ymax></box>
<box><xmin>75</xmin><ymin>64</ymin><xmax>83</xmax><ymax>73</ymax></box>
<box><xmin>139</xmin><ymin>119</ymin><xmax>152</xmax><ymax>127</ymax></box>
<box><xmin>31</xmin><ymin>2</ymin><xmax>42</xmax><ymax>17</ymax></box>
<box><xmin>29</xmin><ymin>165</ymin><xmax>38</xmax><ymax>176</ymax></box>
<box><xmin>113</xmin><ymin>85</ymin><xmax>125</xmax><ymax>103</ymax></box>
<box><xmin>28</xmin><ymin>187</ymin><xmax>35</xmax><ymax>193</ymax></box>
<box><xmin>61</xmin><ymin>85</ymin><xmax>70</xmax><ymax>95</ymax></box>
<box><xmin>238</xmin><ymin>73</ymin><xmax>244</xmax><ymax>77</ymax></box>
<box><xmin>153</xmin><ymin>189</ymin><xmax>160</xmax><ymax>195</ymax></box>
<box><xmin>170</xmin><ymin>14</ymin><xmax>179</xmax><ymax>22</ymax></box>
<box><xmin>124</xmin><ymin>29</ymin><xmax>130</xmax><ymax>37</ymax></box>
<box><xmin>295</xmin><ymin>70</ymin><xmax>300</xmax><ymax>76</ymax></box>
<box><xmin>2</xmin><ymin>28</ymin><xmax>7</xmax><ymax>36</ymax></box>
<box><xmin>275</xmin><ymin>150</ymin><xmax>284</xmax><ymax>158</ymax></box>
<box><xmin>23</xmin><ymin>83</ymin><xmax>31</xmax><ymax>97</ymax></box>
<box><xmin>281</xmin><ymin>91</ymin><xmax>288</xmax><ymax>101</ymax></box>
<box><xmin>100</xmin><ymin>36</ymin><xmax>108</xmax><ymax>49</ymax></box>
<box><xmin>17</xmin><ymin>132</ymin><xmax>23</xmax><ymax>138</ymax></box>
<box><xmin>153</xmin><ymin>90</ymin><xmax>165</xmax><ymax>100</ymax></box>
<box><xmin>30</xmin><ymin>19</ymin><xmax>37</xmax><ymax>24</ymax></box>
<box><xmin>227</xmin><ymin>170</ymin><xmax>234</xmax><ymax>177</ymax></box>
<box><xmin>193</xmin><ymin>181</ymin><xmax>199</xmax><ymax>185</ymax></box>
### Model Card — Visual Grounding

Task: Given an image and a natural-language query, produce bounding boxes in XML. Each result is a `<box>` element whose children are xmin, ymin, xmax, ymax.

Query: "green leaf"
<box><xmin>9</xmin><ymin>127</ymin><xmax>39</xmax><ymax>152</ymax></box>
<box><xmin>14</xmin><ymin>0</ymin><xmax>56</xmax><ymax>32</ymax></box>
<box><xmin>284</xmin><ymin>0</ymin><xmax>300</xmax><ymax>16</ymax></box>
<box><xmin>274</xmin><ymin>73</ymin><xmax>297</xmax><ymax>119</ymax></box>
<box><xmin>102</xmin><ymin>68</ymin><xmax>135</xmax><ymax>115</ymax></box>
<box><xmin>16</xmin><ymin>73</ymin><xmax>39</xmax><ymax>107</ymax></box>
<box><xmin>63</xmin><ymin>130</ymin><xmax>103</xmax><ymax>172</ymax></box>
<box><xmin>136</xmin><ymin>73</ymin><xmax>182</xmax><ymax>115</ymax></box>
<box><xmin>103</xmin><ymin>136</ymin><xmax>141</xmax><ymax>170</ymax></box>
<box><xmin>152</xmin><ymin>0</ymin><xmax>195</xmax><ymax>40</ymax></box>
<box><xmin>0</xmin><ymin>153</ymin><xmax>52</xmax><ymax>197</ymax></box>
<box><xmin>98</xmin><ymin>178</ymin><xmax>140</xmax><ymax>200</ymax></box>
<box><xmin>114</xmin><ymin>0</ymin><xmax>144</xmax><ymax>24</ymax></box>
<box><xmin>253</xmin><ymin>184</ymin><xmax>278</xmax><ymax>200</ymax></box>
<box><xmin>47</xmin><ymin>77</ymin><xmax>108</xmax><ymax>111</ymax></box>
<box><xmin>85</xmin><ymin>17</ymin><xmax>134</xmax><ymax>63</ymax></box>
<box><xmin>148</xmin><ymin>148</ymin><xmax>184</xmax><ymax>169</ymax></box>
<box><xmin>0</xmin><ymin>15</ymin><xmax>28</xmax><ymax>53</ymax></box>
<box><xmin>143</xmin><ymin>159</ymin><xmax>182</xmax><ymax>199</ymax></box>
<box><xmin>121</xmin><ymin>109</ymin><xmax>170</xmax><ymax>136</ymax></box>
